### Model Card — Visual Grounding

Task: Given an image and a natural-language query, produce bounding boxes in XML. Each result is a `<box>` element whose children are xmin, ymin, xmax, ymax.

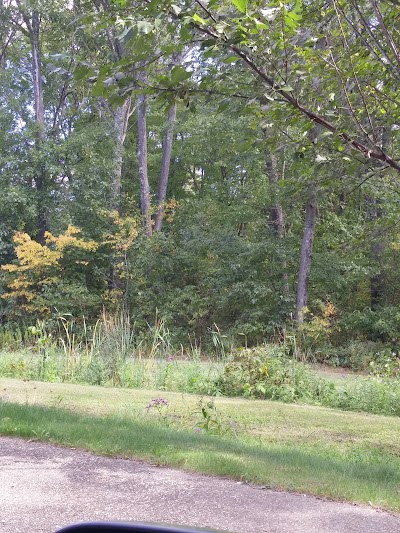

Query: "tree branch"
<box><xmin>369</xmin><ymin>0</ymin><xmax>400</xmax><ymax>70</ymax></box>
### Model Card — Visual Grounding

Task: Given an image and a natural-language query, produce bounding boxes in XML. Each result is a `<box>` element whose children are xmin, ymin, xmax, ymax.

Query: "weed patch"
<box><xmin>216</xmin><ymin>346</ymin><xmax>400</xmax><ymax>417</ymax></box>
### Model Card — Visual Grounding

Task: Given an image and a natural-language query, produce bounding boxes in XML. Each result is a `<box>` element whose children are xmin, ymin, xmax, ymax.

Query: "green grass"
<box><xmin>1</xmin><ymin>378</ymin><xmax>400</xmax><ymax>512</ymax></box>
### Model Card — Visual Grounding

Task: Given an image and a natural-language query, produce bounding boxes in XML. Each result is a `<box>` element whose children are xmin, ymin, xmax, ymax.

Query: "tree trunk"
<box><xmin>137</xmin><ymin>66</ymin><xmax>152</xmax><ymax>237</ymax></box>
<box><xmin>154</xmin><ymin>100</ymin><xmax>177</xmax><ymax>232</ymax></box>
<box><xmin>368</xmin><ymin>197</ymin><xmax>385</xmax><ymax>310</ymax></box>
<box><xmin>0</xmin><ymin>21</ymin><xmax>15</xmax><ymax>70</ymax></box>
<box><xmin>296</xmin><ymin>188</ymin><xmax>317</xmax><ymax>323</ymax></box>
<box><xmin>111</xmin><ymin>97</ymin><xmax>131</xmax><ymax>213</ymax></box>
<box><xmin>266</xmin><ymin>152</ymin><xmax>289</xmax><ymax>294</ymax></box>
<box><xmin>25</xmin><ymin>9</ymin><xmax>47</xmax><ymax>243</ymax></box>
<box><xmin>368</xmin><ymin>126</ymin><xmax>389</xmax><ymax>311</ymax></box>
<box><xmin>30</xmin><ymin>12</ymin><xmax>44</xmax><ymax>132</ymax></box>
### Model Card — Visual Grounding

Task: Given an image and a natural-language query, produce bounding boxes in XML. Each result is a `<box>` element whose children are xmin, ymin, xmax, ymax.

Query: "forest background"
<box><xmin>0</xmin><ymin>0</ymin><xmax>399</xmax><ymax>368</ymax></box>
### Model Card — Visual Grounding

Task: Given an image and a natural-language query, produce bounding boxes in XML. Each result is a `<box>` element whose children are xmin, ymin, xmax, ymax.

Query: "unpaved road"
<box><xmin>0</xmin><ymin>437</ymin><xmax>399</xmax><ymax>533</ymax></box>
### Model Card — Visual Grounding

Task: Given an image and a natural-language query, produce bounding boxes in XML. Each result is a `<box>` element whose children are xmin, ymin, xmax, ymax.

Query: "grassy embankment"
<box><xmin>1</xmin><ymin>378</ymin><xmax>399</xmax><ymax>512</ymax></box>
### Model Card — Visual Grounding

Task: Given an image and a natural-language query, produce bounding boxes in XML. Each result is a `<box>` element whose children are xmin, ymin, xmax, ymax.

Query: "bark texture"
<box><xmin>137</xmin><ymin>66</ymin><xmax>152</xmax><ymax>237</ymax></box>
<box><xmin>30</xmin><ymin>11</ymin><xmax>47</xmax><ymax>243</ymax></box>
<box><xmin>18</xmin><ymin>6</ymin><xmax>47</xmax><ymax>243</ymax></box>
<box><xmin>30</xmin><ymin>12</ymin><xmax>45</xmax><ymax>132</ymax></box>
<box><xmin>296</xmin><ymin>189</ymin><xmax>317</xmax><ymax>323</ymax></box>
<box><xmin>368</xmin><ymin>197</ymin><xmax>385</xmax><ymax>310</ymax></box>
<box><xmin>154</xmin><ymin>101</ymin><xmax>177</xmax><ymax>232</ymax></box>
<box><xmin>266</xmin><ymin>153</ymin><xmax>289</xmax><ymax>294</ymax></box>
<box><xmin>111</xmin><ymin>97</ymin><xmax>131</xmax><ymax>212</ymax></box>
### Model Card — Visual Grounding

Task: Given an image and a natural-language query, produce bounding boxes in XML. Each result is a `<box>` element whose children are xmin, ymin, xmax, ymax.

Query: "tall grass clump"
<box><xmin>326</xmin><ymin>377</ymin><xmax>400</xmax><ymax>416</ymax></box>
<box><xmin>0</xmin><ymin>312</ymin><xmax>223</xmax><ymax>393</ymax></box>
<box><xmin>76</xmin><ymin>310</ymin><xmax>136</xmax><ymax>385</ymax></box>
<box><xmin>0</xmin><ymin>324</ymin><xmax>25</xmax><ymax>351</ymax></box>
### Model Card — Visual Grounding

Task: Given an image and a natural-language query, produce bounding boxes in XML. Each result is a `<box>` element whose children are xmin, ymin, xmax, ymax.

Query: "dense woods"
<box><xmin>0</xmin><ymin>0</ymin><xmax>399</xmax><ymax>359</ymax></box>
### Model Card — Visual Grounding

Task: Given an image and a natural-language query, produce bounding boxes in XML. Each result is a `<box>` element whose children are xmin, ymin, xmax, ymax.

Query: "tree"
<box><xmin>179</xmin><ymin>0</ymin><xmax>400</xmax><ymax>171</ymax></box>
<box><xmin>137</xmin><ymin>61</ymin><xmax>152</xmax><ymax>236</ymax></box>
<box><xmin>1</xmin><ymin>226</ymin><xmax>99</xmax><ymax>319</ymax></box>
<box><xmin>12</xmin><ymin>1</ymin><xmax>48</xmax><ymax>241</ymax></box>
<box><xmin>1</xmin><ymin>0</ymin><xmax>399</xmax><ymax>348</ymax></box>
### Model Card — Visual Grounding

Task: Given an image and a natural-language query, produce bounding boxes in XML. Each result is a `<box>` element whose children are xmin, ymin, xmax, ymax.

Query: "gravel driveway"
<box><xmin>0</xmin><ymin>437</ymin><xmax>399</xmax><ymax>533</ymax></box>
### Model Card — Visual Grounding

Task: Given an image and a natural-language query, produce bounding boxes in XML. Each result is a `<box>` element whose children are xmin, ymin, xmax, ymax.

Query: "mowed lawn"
<box><xmin>0</xmin><ymin>378</ymin><xmax>399</xmax><ymax>512</ymax></box>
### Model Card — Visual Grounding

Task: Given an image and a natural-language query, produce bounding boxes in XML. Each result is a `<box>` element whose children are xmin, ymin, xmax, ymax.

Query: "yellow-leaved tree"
<box><xmin>1</xmin><ymin>226</ymin><xmax>99</xmax><ymax>319</ymax></box>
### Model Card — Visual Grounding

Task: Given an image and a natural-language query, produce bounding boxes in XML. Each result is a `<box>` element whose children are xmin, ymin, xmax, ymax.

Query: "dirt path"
<box><xmin>0</xmin><ymin>437</ymin><xmax>399</xmax><ymax>533</ymax></box>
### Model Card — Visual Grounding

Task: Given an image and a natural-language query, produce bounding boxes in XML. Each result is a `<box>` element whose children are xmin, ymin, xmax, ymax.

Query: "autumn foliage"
<box><xmin>1</xmin><ymin>226</ymin><xmax>98</xmax><ymax>317</ymax></box>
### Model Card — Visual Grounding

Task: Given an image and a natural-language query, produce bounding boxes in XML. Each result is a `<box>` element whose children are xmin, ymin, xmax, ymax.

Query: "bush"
<box><xmin>323</xmin><ymin>340</ymin><xmax>391</xmax><ymax>370</ymax></box>
<box><xmin>217</xmin><ymin>345</ymin><xmax>322</xmax><ymax>402</ymax></box>
<box><xmin>369</xmin><ymin>355</ymin><xmax>400</xmax><ymax>379</ymax></box>
<box><xmin>215</xmin><ymin>345</ymin><xmax>400</xmax><ymax>417</ymax></box>
<box><xmin>340</xmin><ymin>307</ymin><xmax>400</xmax><ymax>349</ymax></box>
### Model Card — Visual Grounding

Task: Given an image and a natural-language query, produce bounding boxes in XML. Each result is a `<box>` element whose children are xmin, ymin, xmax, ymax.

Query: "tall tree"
<box><xmin>265</xmin><ymin>149</ymin><xmax>289</xmax><ymax>295</ymax></box>
<box><xmin>94</xmin><ymin>0</ymin><xmax>133</xmax><ymax>213</ymax></box>
<box><xmin>154</xmin><ymin>100</ymin><xmax>177</xmax><ymax>232</ymax></box>
<box><xmin>14</xmin><ymin>1</ymin><xmax>47</xmax><ymax>242</ymax></box>
<box><xmin>296</xmin><ymin>186</ymin><xmax>317</xmax><ymax>323</ymax></box>
<box><xmin>137</xmin><ymin>61</ymin><xmax>152</xmax><ymax>236</ymax></box>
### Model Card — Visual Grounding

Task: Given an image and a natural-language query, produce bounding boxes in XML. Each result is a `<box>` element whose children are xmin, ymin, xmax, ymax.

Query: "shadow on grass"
<box><xmin>0</xmin><ymin>401</ymin><xmax>399</xmax><ymax>510</ymax></box>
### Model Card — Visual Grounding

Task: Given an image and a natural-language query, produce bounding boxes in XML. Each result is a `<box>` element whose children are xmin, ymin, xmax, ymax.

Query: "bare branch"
<box><xmin>369</xmin><ymin>0</ymin><xmax>400</xmax><ymax>70</ymax></box>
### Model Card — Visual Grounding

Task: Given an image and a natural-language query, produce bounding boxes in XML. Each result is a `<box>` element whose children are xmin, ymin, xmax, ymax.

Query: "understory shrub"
<box><xmin>215</xmin><ymin>345</ymin><xmax>400</xmax><ymax>417</ymax></box>
<box><xmin>0</xmin><ymin>325</ymin><xmax>25</xmax><ymax>351</ymax></box>
<box><xmin>369</xmin><ymin>355</ymin><xmax>400</xmax><ymax>379</ymax></box>
<box><xmin>320</xmin><ymin>340</ymin><xmax>392</xmax><ymax>370</ymax></box>
<box><xmin>340</xmin><ymin>307</ymin><xmax>400</xmax><ymax>350</ymax></box>
<box><xmin>216</xmin><ymin>345</ymin><xmax>325</xmax><ymax>402</ymax></box>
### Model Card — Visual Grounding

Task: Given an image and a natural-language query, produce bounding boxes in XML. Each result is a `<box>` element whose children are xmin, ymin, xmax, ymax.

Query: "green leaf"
<box><xmin>92</xmin><ymin>81</ymin><xmax>105</xmax><ymax>97</ymax></box>
<box><xmin>217</xmin><ymin>99</ymin><xmax>231</xmax><ymax>112</ymax></box>
<box><xmin>119</xmin><ymin>26</ymin><xmax>134</xmax><ymax>43</ymax></box>
<box><xmin>288</xmin><ymin>10</ymin><xmax>302</xmax><ymax>21</ymax></box>
<box><xmin>108</xmin><ymin>94</ymin><xmax>126</xmax><ymax>106</ymax></box>
<box><xmin>171</xmin><ymin>4</ymin><xmax>182</xmax><ymax>16</ymax></box>
<box><xmin>99</xmin><ymin>65</ymin><xmax>111</xmax><ymax>76</ymax></box>
<box><xmin>136</xmin><ymin>21</ymin><xmax>154</xmax><ymax>34</ymax></box>
<box><xmin>203</xmin><ymin>46</ymin><xmax>218</xmax><ymax>59</ymax></box>
<box><xmin>254</xmin><ymin>19</ymin><xmax>268</xmax><ymax>30</ymax></box>
<box><xmin>236</xmin><ymin>140</ymin><xmax>253</xmax><ymax>152</ymax></box>
<box><xmin>232</xmin><ymin>0</ymin><xmax>248</xmax><ymax>14</ymax></box>
<box><xmin>256</xmin><ymin>384</ymin><xmax>266</xmax><ymax>394</ymax></box>
<box><xmin>222</xmin><ymin>56</ymin><xmax>240</xmax><ymax>64</ymax></box>
<box><xmin>158</xmin><ymin>74</ymin><xmax>172</xmax><ymax>88</ymax></box>
<box><xmin>201</xmin><ymin>39</ymin><xmax>217</xmax><ymax>49</ymax></box>
<box><xmin>73</xmin><ymin>65</ymin><xmax>91</xmax><ymax>81</ymax></box>
<box><xmin>193</xmin><ymin>13</ymin><xmax>207</xmax><ymax>25</ymax></box>
<box><xmin>170</xmin><ymin>66</ymin><xmax>192</xmax><ymax>84</ymax></box>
